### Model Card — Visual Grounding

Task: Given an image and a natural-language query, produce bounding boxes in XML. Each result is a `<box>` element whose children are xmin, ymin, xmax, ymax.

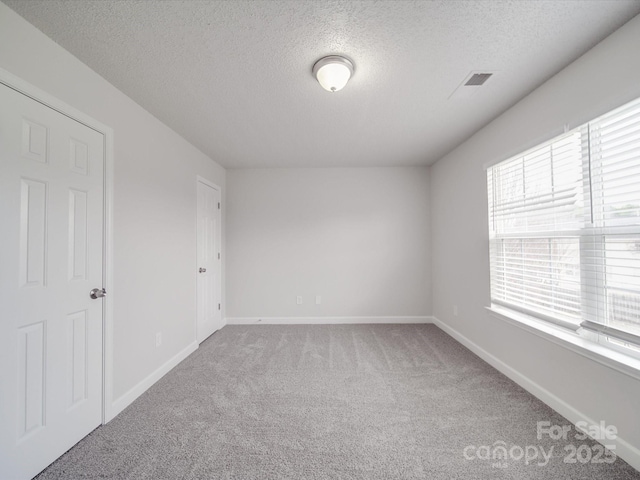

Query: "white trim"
<box><xmin>491</xmin><ymin>299</ymin><xmax>581</xmax><ymax>332</ymax></box>
<box><xmin>486</xmin><ymin>305</ymin><xmax>640</xmax><ymax>382</ymax></box>
<box><xmin>226</xmin><ymin>316</ymin><xmax>434</xmax><ymax>325</ymax></box>
<box><xmin>110</xmin><ymin>341</ymin><xmax>198</xmax><ymax>419</ymax></box>
<box><xmin>0</xmin><ymin>67</ymin><xmax>117</xmax><ymax>424</ymax></box>
<box><xmin>196</xmin><ymin>175</ymin><xmax>220</xmax><ymax>191</ymax></box>
<box><xmin>580</xmin><ymin>319</ymin><xmax>640</xmax><ymax>346</ymax></box>
<box><xmin>0</xmin><ymin>68</ymin><xmax>111</xmax><ymax>133</ymax></box>
<box><xmin>431</xmin><ymin>315</ymin><xmax>640</xmax><ymax>473</ymax></box>
<box><xmin>102</xmin><ymin>125</ymin><xmax>116</xmax><ymax>422</ymax></box>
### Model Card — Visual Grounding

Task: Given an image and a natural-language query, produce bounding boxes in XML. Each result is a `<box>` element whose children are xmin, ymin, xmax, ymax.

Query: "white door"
<box><xmin>0</xmin><ymin>83</ymin><xmax>104</xmax><ymax>480</ymax></box>
<box><xmin>196</xmin><ymin>178</ymin><xmax>222</xmax><ymax>343</ymax></box>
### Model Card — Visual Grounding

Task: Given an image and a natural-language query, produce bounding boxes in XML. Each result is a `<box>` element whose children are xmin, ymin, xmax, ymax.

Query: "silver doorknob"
<box><xmin>199</xmin><ymin>267</ymin><xmax>207</xmax><ymax>273</ymax></box>
<box><xmin>90</xmin><ymin>288</ymin><xmax>107</xmax><ymax>299</ymax></box>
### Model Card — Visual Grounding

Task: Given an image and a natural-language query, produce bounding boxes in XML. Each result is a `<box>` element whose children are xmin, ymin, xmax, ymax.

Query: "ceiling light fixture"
<box><xmin>312</xmin><ymin>55</ymin><xmax>354</xmax><ymax>92</ymax></box>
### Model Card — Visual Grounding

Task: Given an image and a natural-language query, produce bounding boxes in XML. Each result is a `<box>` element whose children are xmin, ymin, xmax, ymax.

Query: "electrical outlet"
<box><xmin>296</xmin><ymin>296</ymin><xmax>303</xmax><ymax>305</ymax></box>
<box><xmin>316</xmin><ymin>295</ymin><xmax>321</xmax><ymax>305</ymax></box>
<box><xmin>453</xmin><ymin>305</ymin><xmax>458</xmax><ymax>317</ymax></box>
<box><xmin>156</xmin><ymin>332</ymin><xmax>162</xmax><ymax>347</ymax></box>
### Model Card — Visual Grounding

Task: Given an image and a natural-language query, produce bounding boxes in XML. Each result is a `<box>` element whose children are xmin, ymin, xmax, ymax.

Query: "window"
<box><xmin>487</xmin><ymin>97</ymin><xmax>640</xmax><ymax>354</ymax></box>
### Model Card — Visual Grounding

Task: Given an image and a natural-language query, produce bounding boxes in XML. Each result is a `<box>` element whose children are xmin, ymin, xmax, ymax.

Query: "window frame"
<box><xmin>488</xmin><ymin>129</ymin><xmax>587</xmax><ymax>330</ymax></box>
<box><xmin>486</xmin><ymin>97</ymin><xmax>640</xmax><ymax>369</ymax></box>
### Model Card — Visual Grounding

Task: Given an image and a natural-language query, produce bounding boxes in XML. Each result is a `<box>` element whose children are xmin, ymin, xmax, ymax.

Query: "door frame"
<box><xmin>0</xmin><ymin>67</ymin><xmax>117</xmax><ymax>423</ymax></box>
<box><xmin>195</xmin><ymin>175</ymin><xmax>222</xmax><ymax>342</ymax></box>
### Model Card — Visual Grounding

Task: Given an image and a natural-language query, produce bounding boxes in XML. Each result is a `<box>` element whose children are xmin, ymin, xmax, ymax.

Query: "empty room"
<box><xmin>2</xmin><ymin>0</ymin><xmax>640</xmax><ymax>478</ymax></box>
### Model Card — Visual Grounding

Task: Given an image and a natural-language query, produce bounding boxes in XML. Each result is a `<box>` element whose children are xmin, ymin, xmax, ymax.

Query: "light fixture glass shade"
<box><xmin>313</xmin><ymin>56</ymin><xmax>354</xmax><ymax>92</ymax></box>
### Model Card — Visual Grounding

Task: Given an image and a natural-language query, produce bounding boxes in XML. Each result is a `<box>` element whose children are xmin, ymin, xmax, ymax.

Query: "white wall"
<box><xmin>5</xmin><ymin>0</ymin><xmax>640</xmax><ymax>469</ymax></box>
<box><xmin>0</xmin><ymin>3</ymin><xmax>226</xmax><ymax>412</ymax></box>
<box><xmin>227</xmin><ymin>167</ymin><xmax>430</xmax><ymax>321</ymax></box>
<box><xmin>431</xmin><ymin>14</ymin><xmax>640</xmax><ymax>467</ymax></box>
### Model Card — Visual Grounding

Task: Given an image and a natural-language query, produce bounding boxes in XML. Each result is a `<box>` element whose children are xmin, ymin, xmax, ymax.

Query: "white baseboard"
<box><xmin>108</xmin><ymin>341</ymin><xmax>198</xmax><ymax>421</ymax></box>
<box><xmin>226</xmin><ymin>316</ymin><xmax>434</xmax><ymax>325</ymax></box>
<box><xmin>431</xmin><ymin>316</ymin><xmax>640</xmax><ymax>473</ymax></box>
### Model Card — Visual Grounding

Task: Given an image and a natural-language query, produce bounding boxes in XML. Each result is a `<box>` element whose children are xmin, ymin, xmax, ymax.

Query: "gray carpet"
<box><xmin>37</xmin><ymin>324</ymin><xmax>640</xmax><ymax>479</ymax></box>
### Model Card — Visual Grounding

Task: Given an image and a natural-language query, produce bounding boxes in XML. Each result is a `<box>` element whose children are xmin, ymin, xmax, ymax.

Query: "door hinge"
<box><xmin>218</xmin><ymin>252</ymin><xmax>220</xmax><ymax>260</ymax></box>
<box><xmin>218</xmin><ymin>202</ymin><xmax>220</xmax><ymax>209</ymax></box>
<box><xmin>218</xmin><ymin>303</ymin><xmax>221</xmax><ymax>310</ymax></box>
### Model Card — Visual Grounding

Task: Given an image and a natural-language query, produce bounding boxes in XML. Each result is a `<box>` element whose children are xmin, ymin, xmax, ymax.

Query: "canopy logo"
<box><xmin>462</xmin><ymin>421</ymin><xmax>617</xmax><ymax>469</ymax></box>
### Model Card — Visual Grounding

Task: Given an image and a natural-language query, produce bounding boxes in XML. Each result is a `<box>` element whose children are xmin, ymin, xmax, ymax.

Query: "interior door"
<box><xmin>196</xmin><ymin>178</ymin><xmax>222</xmax><ymax>343</ymax></box>
<box><xmin>0</xmin><ymin>83</ymin><xmax>104</xmax><ymax>480</ymax></box>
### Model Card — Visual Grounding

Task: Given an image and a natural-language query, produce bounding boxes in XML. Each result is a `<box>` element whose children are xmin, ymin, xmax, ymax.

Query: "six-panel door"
<box><xmin>0</xmin><ymin>83</ymin><xmax>104</xmax><ymax>480</ymax></box>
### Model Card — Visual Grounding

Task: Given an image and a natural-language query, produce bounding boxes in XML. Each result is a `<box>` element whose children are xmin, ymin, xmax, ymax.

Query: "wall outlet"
<box><xmin>316</xmin><ymin>295</ymin><xmax>321</xmax><ymax>305</ymax></box>
<box><xmin>155</xmin><ymin>332</ymin><xmax>162</xmax><ymax>347</ymax></box>
<box><xmin>296</xmin><ymin>296</ymin><xmax>303</xmax><ymax>305</ymax></box>
<box><xmin>453</xmin><ymin>305</ymin><xmax>458</xmax><ymax>317</ymax></box>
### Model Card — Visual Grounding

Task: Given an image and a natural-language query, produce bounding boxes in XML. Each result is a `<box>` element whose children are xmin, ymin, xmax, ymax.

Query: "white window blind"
<box><xmin>488</xmin><ymin>96</ymin><xmax>640</xmax><ymax>348</ymax></box>
<box><xmin>488</xmin><ymin>132</ymin><xmax>585</xmax><ymax>235</ymax></box>
<box><xmin>488</xmin><ymin>131</ymin><xmax>586</xmax><ymax>327</ymax></box>
<box><xmin>581</xmin><ymin>99</ymin><xmax>640</xmax><ymax>342</ymax></box>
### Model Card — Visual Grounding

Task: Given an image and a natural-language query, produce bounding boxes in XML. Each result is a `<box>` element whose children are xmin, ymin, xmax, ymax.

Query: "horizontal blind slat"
<box><xmin>488</xmin><ymin>99</ymin><xmax>640</xmax><ymax>346</ymax></box>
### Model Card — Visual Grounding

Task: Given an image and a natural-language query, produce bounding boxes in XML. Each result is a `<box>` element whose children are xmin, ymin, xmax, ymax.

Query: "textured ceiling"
<box><xmin>4</xmin><ymin>0</ymin><xmax>640</xmax><ymax>168</ymax></box>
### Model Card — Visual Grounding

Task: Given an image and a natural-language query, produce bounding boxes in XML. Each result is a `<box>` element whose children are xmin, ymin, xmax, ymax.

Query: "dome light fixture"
<box><xmin>312</xmin><ymin>55</ymin><xmax>354</xmax><ymax>92</ymax></box>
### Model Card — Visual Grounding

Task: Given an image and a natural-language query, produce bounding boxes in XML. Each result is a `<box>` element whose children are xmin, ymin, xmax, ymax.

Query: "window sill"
<box><xmin>486</xmin><ymin>305</ymin><xmax>640</xmax><ymax>382</ymax></box>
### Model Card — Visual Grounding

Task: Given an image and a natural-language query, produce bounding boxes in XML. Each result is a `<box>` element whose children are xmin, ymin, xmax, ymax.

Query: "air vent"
<box><xmin>464</xmin><ymin>73</ymin><xmax>493</xmax><ymax>86</ymax></box>
<box><xmin>448</xmin><ymin>70</ymin><xmax>497</xmax><ymax>100</ymax></box>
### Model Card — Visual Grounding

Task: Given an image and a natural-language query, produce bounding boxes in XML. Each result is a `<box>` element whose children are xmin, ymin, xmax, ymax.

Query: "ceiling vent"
<box><xmin>449</xmin><ymin>71</ymin><xmax>496</xmax><ymax>100</ymax></box>
<box><xmin>464</xmin><ymin>73</ymin><xmax>493</xmax><ymax>86</ymax></box>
